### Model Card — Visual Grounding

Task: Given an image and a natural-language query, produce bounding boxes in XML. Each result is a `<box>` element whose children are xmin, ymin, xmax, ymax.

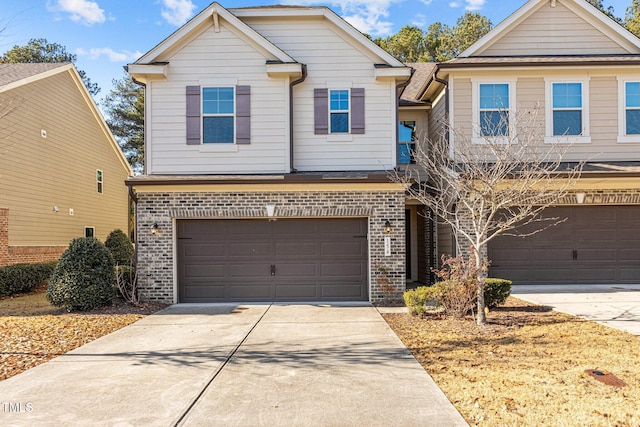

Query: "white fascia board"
<box><xmin>135</xmin><ymin>2</ymin><xmax>296</xmax><ymax>65</ymax></box>
<box><xmin>266</xmin><ymin>62</ymin><xmax>303</xmax><ymax>78</ymax></box>
<box><xmin>127</xmin><ymin>64</ymin><xmax>169</xmax><ymax>83</ymax></box>
<box><xmin>375</xmin><ymin>66</ymin><xmax>412</xmax><ymax>81</ymax></box>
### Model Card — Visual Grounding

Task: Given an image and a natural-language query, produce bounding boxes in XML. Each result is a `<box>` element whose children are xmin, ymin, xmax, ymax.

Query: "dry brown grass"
<box><xmin>0</xmin><ymin>286</ymin><xmax>166</xmax><ymax>381</ymax></box>
<box><xmin>383</xmin><ymin>296</ymin><xmax>640</xmax><ymax>427</ymax></box>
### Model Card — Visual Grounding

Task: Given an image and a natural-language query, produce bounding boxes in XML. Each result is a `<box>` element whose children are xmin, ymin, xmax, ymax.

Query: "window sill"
<box><xmin>198</xmin><ymin>144</ymin><xmax>239</xmax><ymax>152</ymax></box>
<box><xmin>326</xmin><ymin>134</ymin><xmax>353</xmax><ymax>143</ymax></box>
<box><xmin>544</xmin><ymin>136</ymin><xmax>591</xmax><ymax>144</ymax></box>
<box><xmin>471</xmin><ymin>136</ymin><xmax>515</xmax><ymax>145</ymax></box>
<box><xmin>617</xmin><ymin>135</ymin><xmax>640</xmax><ymax>144</ymax></box>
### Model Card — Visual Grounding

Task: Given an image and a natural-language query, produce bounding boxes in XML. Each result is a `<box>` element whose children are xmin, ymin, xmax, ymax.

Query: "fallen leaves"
<box><xmin>383</xmin><ymin>296</ymin><xmax>640</xmax><ymax>427</ymax></box>
<box><xmin>0</xmin><ymin>290</ymin><xmax>166</xmax><ymax>381</ymax></box>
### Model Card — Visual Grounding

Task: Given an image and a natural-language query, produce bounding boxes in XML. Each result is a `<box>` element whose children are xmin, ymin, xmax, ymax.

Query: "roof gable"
<box><xmin>0</xmin><ymin>63</ymin><xmax>133</xmax><ymax>175</ymax></box>
<box><xmin>460</xmin><ymin>0</ymin><xmax>640</xmax><ymax>57</ymax></box>
<box><xmin>135</xmin><ymin>2</ymin><xmax>296</xmax><ymax>64</ymax></box>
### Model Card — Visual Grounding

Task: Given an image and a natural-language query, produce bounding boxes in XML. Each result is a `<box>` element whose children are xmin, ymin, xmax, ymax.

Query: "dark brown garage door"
<box><xmin>177</xmin><ymin>218</ymin><xmax>368</xmax><ymax>302</ymax></box>
<box><xmin>488</xmin><ymin>206</ymin><xmax>640</xmax><ymax>284</ymax></box>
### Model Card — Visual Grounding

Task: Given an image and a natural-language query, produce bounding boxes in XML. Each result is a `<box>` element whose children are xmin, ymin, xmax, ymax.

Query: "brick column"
<box><xmin>0</xmin><ymin>208</ymin><xmax>9</xmax><ymax>266</ymax></box>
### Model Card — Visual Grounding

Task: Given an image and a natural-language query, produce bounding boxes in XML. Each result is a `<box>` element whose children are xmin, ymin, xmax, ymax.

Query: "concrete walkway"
<box><xmin>512</xmin><ymin>284</ymin><xmax>640</xmax><ymax>335</ymax></box>
<box><xmin>0</xmin><ymin>303</ymin><xmax>467</xmax><ymax>427</ymax></box>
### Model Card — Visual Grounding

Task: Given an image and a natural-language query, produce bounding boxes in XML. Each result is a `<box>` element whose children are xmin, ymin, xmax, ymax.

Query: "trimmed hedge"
<box><xmin>404</xmin><ymin>286</ymin><xmax>441</xmax><ymax>316</ymax></box>
<box><xmin>484</xmin><ymin>278</ymin><xmax>512</xmax><ymax>308</ymax></box>
<box><xmin>0</xmin><ymin>262</ymin><xmax>57</xmax><ymax>298</ymax></box>
<box><xmin>47</xmin><ymin>237</ymin><xmax>116</xmax><ymax>312</ymax></box>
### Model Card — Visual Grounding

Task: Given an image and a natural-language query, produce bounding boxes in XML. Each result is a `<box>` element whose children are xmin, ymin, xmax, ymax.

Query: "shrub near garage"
<box><xmin>47</xmin><ymin>237</ymin><xmax>116</xmax><ymax>312</ymax></box>
<box><xmin>104</xmin><ymin>229</ymin><xmax>133</xmax><ymax>266</ymax></box>
<box><xmin>0</xmin><ymin>262</ymin><xmax>57</xmax><ymax>297</ymax></box>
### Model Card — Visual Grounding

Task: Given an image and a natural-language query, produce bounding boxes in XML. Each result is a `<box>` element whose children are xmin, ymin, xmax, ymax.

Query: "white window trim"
<box><xmin>471</xmin><ymin>79</ymin><xmax>517</xmax><ymax>144</ymax></box>
<box><xmin>617</xmin><ymin>77</ymin><xmax>640</xmax><ymax>144</ymax></box>
<box><xmin>201</xmin><ymin>86</ymin><xmax>236</xmax><ymax>144</ymax></box>
<box><xmin>544</xmin><ymin>78</ymin><xmax>591</xmax><ymax>144</ymax></box>
<box><xmin>85</xmin><ymin>226</ymin><xmax>95</xmax><ymax>238</ymax></box>
<box><xmin>329</xmin><ymin>89</ymin><xmax>350</xmax><ymax>134</ymax></box>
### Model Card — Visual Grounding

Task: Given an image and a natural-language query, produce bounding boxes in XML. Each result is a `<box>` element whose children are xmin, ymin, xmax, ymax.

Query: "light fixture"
<box><xmin>151</xmin><ymin>223</ymin><xmax>158</xmax><ymax>235</ymax></box>
<box><xmin>384</xmin><ymin>220</ymin><xmax>392</xmax><ymax>234</ymax></box>
<box><xmin>576</xmin><ymin>193</ymin><xmax>586</xmax><ymax>204</ymax></box>
<box><xmin>266</xmin><ymin>205</ymin><xmax>276</xmax><ymax>217</ymax></box>
<box><xmin>53</xmin><ymin>205</ymin><xmax>59</xmax><ymax>212</ymax></box>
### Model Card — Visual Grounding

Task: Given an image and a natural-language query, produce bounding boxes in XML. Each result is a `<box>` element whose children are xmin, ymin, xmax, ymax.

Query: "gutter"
<box><xmin>289</xmin><ymin>64</ymin><xmax>307</xmax><ymax>173</ymax></box>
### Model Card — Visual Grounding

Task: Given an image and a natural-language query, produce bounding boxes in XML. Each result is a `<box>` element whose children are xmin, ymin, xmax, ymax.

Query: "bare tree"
<box><xmin>395</xmin><ymin>108</ymin><xmax>585</xmax><ymax>324</ymax></box>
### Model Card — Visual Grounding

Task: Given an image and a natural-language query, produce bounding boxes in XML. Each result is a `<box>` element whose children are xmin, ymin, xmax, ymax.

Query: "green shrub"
<box><xmin>104</xmin><ymin>229</ymin><xmax>134</xmax><ymax>266</ymax></box>
<box><xmin>404</xmin><ymin>286</ymin><xmax>441</xmax><ymax>316</ymax></box>
<box><xmin>0</xmin><ymin>262</ymin><xmax>57</xmax><ymax>297</ymax></box>
<box><xmin>484</xmin><ymin>278</ymin><xmax>512</xmax><ymax>308</ymax></box>
<box><xmin>47</xmin><ymin>238</ymin><xmax>116</xmax><ymax>312</ymax></box>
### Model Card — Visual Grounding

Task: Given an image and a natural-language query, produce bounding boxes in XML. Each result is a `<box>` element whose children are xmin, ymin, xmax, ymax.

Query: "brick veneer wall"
<box><xmin>135</xmin><ymin>189</ymin><xmax>406</xmax><ymax>303</ymax></box>
<box><xmin>0</xmin><ymin>208</ymin><xmax>65</xmax><ymax>267</ymax></box>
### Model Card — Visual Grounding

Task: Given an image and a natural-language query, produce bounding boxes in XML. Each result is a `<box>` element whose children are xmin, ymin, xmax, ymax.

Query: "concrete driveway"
<box><xmin>0</xmin><ymin>303</ymin><xmax>467</xmax><ymax>427</ymax></box>
<box><xmin>512</xmin><ymin>284</ymin><xmax>640</xmax><ymax>335</ymax></box>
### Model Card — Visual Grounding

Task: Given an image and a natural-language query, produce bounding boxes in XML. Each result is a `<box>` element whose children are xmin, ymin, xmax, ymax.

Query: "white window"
<box><xmin>545</xmin><ymin>79</ymin><xmax>590</xmax><ymax>143</ymax></box>
<box><xmin>617</xmin><ymin>78</ymin><xmax>640</xmax><ymax>143</ymax></box>
<box><xmin>96</xmin><ymin>170</ymin><xmax>103</xmax><ymax>194</ymax></box>
<box><xmin>202</xmin><ymin>87</ymin><xmax>234</xmax><ymax>143</ymax></box>
<box><xmin>329</xmin><ymin>89</ymin><xmax>350</xmax><ymax>133</ymax></box>
<box><xmin>471</xmin><ymin>80</ymin><xmax>515</xmax><ymax>143</ymax></box>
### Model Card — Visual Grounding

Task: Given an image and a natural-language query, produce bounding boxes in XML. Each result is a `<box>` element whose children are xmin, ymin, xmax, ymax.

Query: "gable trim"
<box><xmin>459</xmin><ymin>0</ymin><xmax>640</xmax><ymax>58</ymax></box>
<box><xmin>135</xmin><ymin>2</ymin><xmax>296</xmax><ymax>65</ymax></box>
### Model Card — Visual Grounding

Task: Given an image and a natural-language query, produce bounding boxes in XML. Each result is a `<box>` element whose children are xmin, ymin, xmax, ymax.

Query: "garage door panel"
<box><xmin>183</xmin><ymin>263</ymin><xmax>226</xmax><ymax>278</ymax></box>
<box><xmin>183</xmin><ymin>243</ymin><xmax>227</xmax><ymax>257</ymax></box>
<box><xmin>229</xmin><ymin>263</ymin><xmax>271</xmax><ymax>277</ymax></box>
<box><xmin>275</xmin><ymin>284</ymin><xmax>317</xmax><ymax>299</ymax></box>
<box><xmin>489</xmin><ymin>206</ymin><xmax>640</xmax><ymax>285</ymax></box>
<box><xmin>229</xmin><ymin>242</ymin><xmax>271</xmax><ymax>257</ymax></box>
<box><xmin>274</xmin><ymin>263</ymin><xmax>317</xmax><ymax>277</ymax></box>
<box><xmin>229</xmin><ymin>284</ymin><xmax>271</xmax><ymax>299</ymax></box>
<box><xmin>275</xmin><ymin>242</ymin><xmax>317</xmax><ymax>256</ymax></box>
<box><xmin>178</xmin><ymin>218</ymin><xmax>368</xmax><ymax>302</ymax></box>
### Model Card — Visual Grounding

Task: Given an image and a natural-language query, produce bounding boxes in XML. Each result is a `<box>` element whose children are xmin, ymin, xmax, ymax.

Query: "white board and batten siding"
<box><xmin>146</xmin><ymin>21</ymin><xmax>289</xmax><ymax>175</ymax></box>
<box><xmin>479</xmin><ymin>2</ymin><xmax>630</xmax><ymax>56</ymax></box>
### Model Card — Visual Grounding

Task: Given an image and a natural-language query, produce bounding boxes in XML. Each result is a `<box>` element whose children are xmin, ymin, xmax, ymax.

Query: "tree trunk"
<box><xmin>475</xmin><ymin>247</ymin><xmax>487</xmax><ymax>325</ymax></box>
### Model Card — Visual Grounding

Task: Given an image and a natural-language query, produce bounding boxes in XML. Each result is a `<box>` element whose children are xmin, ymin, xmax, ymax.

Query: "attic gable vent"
<box><xmin>550</xmin><ymin>0</ymin><xmax>556</xmax><ymax>7</ymax></box>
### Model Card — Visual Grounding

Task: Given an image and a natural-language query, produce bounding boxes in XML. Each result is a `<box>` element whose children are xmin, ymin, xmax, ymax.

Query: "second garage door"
<box><xmin>177</xmin><ymin>218</ymin><xmax>369</xmax><ymax>302</ymax></box>
<box><xmin>488</xmin><ymin>206</ymin><xmax>640</xmax><ymax>284</ymax></box>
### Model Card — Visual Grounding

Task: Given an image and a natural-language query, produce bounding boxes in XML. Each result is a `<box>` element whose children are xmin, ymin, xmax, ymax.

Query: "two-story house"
<box><xmin>409</xmin><ymin>0</ymin><xmax>640</xmax><ymax>285</ymax></box>
<box><xmin>0</xmin><ymin>63</ymin><xmax>133</xmax><ymax>267</ymax></box>
<box><xmin>127</xmin><ymin>3</ymin><xmax>411</xmax><ymax>303</ymax></box>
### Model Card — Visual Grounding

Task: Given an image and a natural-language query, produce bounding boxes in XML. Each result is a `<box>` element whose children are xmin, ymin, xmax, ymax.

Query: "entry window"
<box><xmin>202</xmin><ymin>87</ymin><xmax>234</xmax><ymax>143</ymax></box>
<box><xmin>479</xmin><ymin>83</ymin><xmax>509</xmax><ymax>137</ymax></box>
<box><xmin>85</xmin><ymin>227</ymin><xmax>95</xmax><ymax>238</ymax></box>
<box><xmin>624</xmin><ymin>81</ymin><xmax>640</xmax><ymax>135</ymax></box>
<box><xmin>552</xmin><ymin>82</ymin><xmax>582</xmax><ymax>136</ymax></box>
<box><xmin>96</xmin><ymin>170</ymin><xmax>103</xmax><ymax>194</ymax></box>
<box><xmin>398</xmin><ymin>121</ymin><xmax>416</xmax><ymax>164</ymax></box>
<box><xmin>330</xmin><ymin>90</ymin><xmax>349</xmax><ymax>133</ymax></box>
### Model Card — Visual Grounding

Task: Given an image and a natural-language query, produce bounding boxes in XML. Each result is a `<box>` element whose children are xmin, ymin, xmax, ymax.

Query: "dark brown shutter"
<box><xmin>351</xmin><ymin>88</ymin><xmax>365</xmax><ymax>134</ymax></box>
<box><xmin>186</xmin><ymin>85</ymin><xmax>201</xmax><ymax>145</ymax></box>
<box><xmin>236</xmin><ymin>85</ymin><xmax>251</xmax><ymax>144</ymax></box>
<box><xmin>314</xmin><ymin>88</ymin><xmax>328</xmax><ymax>135</ymax></box>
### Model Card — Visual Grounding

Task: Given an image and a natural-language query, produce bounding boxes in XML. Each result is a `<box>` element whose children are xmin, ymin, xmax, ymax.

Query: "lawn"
<box><xmin>383</xmin><ymin>296</ymin><xmax>640</xmax><ymax>427</ymax></box>
<box><xmin>0</xmin><ymin>285</ymin><xmax>166</xmax><ymax>381</ymax></box>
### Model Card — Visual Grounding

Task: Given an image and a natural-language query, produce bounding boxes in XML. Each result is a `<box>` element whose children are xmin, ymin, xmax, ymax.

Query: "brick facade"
<box><xmin>135</xmin><ymin>189</ymin><xmax>406</xmax><ymax>303</ymax></box>
<box><xmin>0</xmin><ymin>208</ymin><xmax>65</xmax><ymax>267</ymax></box>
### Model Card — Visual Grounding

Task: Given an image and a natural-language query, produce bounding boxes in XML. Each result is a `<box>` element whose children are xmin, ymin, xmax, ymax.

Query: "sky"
<box><xmin>0</xmin><ymin>0</ymin><xmax>633</xmax><ymax>107</ymax></box>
